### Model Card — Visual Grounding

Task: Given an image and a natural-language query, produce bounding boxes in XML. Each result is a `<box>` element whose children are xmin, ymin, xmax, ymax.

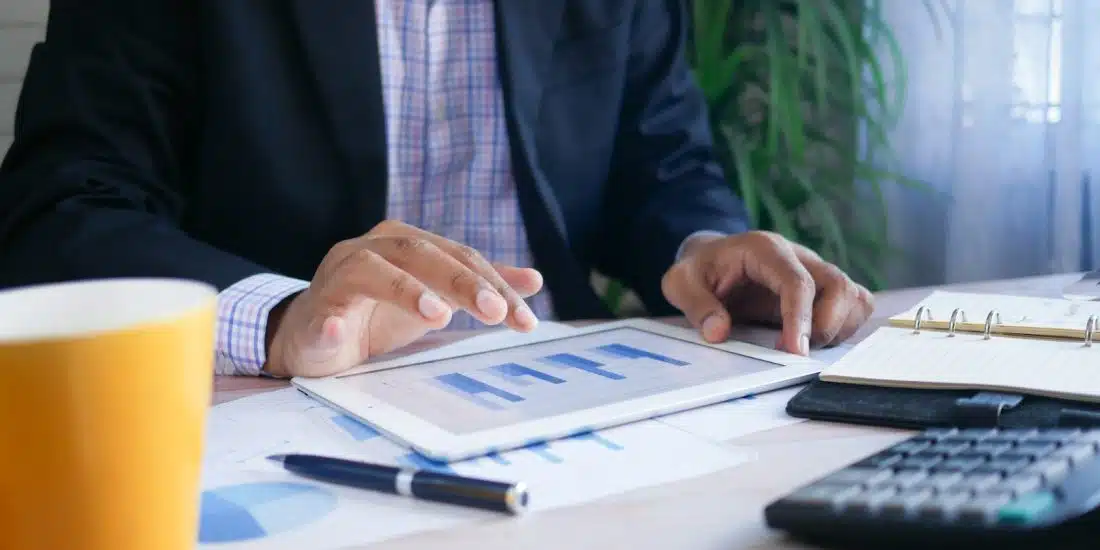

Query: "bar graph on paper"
<box><xmin>343</xmin><ymin>327</ymin><xmax>782</xmax><ymax>435</ymax></box>
<box><xmin>259</xmin><ymin>400</ymin><xmax>749</xmax><ymax>513</ymax></box>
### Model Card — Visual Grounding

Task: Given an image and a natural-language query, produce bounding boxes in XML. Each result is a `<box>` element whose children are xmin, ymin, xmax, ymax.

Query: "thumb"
<box><xmin>289</xmin><ymin>312</ymin><xmax>364</xmax><ymax>377</ymax></box>
<box><xmin>661</xmin><ymin>262</ymin><xmax>732</xmax><ymax>343</ymax></box>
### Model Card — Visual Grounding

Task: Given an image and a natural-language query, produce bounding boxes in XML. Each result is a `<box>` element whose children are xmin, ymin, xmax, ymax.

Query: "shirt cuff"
<box><xmin>676</xmin><ymin>230</ymin><xmax>727</xmax><ymax>261</ymax></box>
<box><xmin>215</xmin><ymin>273</ymin><xmax>310</xmax><ymax>376</ymax></box>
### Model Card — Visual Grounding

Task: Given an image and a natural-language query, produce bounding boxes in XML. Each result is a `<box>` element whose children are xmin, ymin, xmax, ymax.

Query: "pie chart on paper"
<box><xmin>198</xmin><ymin>481</ymin><xmax>337</xmax><ymax>544</ymax></box>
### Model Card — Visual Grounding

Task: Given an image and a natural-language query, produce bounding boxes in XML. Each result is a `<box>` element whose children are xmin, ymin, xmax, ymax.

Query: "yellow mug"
<box><xmin>0</xmin><ymin>278</ymin><xmax>218</xmax><ymax>550</ymax></box>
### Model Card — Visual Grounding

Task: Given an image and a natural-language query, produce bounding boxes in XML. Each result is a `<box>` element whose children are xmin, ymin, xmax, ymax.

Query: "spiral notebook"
<box><xmin>818</xmin><ymin>291</ymin><xmax>1100</xmax><ymax>403</ymax></box>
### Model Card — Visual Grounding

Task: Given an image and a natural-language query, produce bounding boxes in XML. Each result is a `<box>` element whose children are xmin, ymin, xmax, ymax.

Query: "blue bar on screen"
<box><xmin>486</xmin><ymin>362</ymin><xmax>566</xmax><ymax>385</ymax></box>
<box><xmin>435</xmin><ymin>373</ymin><xmax>525</xmax><ymax>404</ymax></box>
<box><xmin>538</xmin><ymin>353</ymin><xmax>625</xmax><ymax>380</ymax></box>
<box><xmin>595</xmin><ymin>343</ymin><xmax>689</xmax><ymax>366</ymax></box>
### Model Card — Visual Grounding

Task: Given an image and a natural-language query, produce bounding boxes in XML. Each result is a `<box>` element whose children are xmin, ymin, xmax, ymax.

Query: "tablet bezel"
<box><xmin>291</xmin><ymin>318</ymin><xmax>824</xmax><ymax>462</ymax></box>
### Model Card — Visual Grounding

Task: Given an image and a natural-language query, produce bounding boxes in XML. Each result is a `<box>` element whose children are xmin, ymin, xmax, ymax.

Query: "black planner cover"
<box><xmin>785</xmin><ymin>379</ymin><xmax>1100</xmax><ymax>431</ymax></box>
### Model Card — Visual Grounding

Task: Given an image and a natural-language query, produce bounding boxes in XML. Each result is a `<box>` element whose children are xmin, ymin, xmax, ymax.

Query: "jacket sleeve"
<box><xmin>595</xmin><ymin>0</ymin><xmax>751</xmax><ymax>316</ymax></box>
<box><xmin>0</xmin><ymin>0</ymin><xmax>269</xmax><ymax>290</ymax></box>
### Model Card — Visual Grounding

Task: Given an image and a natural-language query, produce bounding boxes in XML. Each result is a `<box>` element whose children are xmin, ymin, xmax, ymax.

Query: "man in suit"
<box><xmin>0</xmin><ymin>0</ymin><xmax>873</xmax><ymax>377</ymax></box>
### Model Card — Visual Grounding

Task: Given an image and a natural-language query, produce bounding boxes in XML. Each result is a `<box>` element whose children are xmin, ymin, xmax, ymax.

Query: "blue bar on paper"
<box><xmin>401</xmin><ymin>453</ymin><xmax>454</xmax><ymax>474</ymax></box>
<box><xmin>486</xmin><ymin>451</ymin><xmax>511</xmax><ymax>466</ymax></box>
<box><xmin>595</xmin><ymin>343</ymin><xmax>689</xmax><ymax>366</ymax></box>
<box><xmin>330</xmin><ymin>414</ymin><xmax>380</xmax><ymax>441</ymax></box>
<box><xmin>524</xmin><ymin>442</ymin><xmax>564</xmax><ymax>463</ymax></box>
<box><xmin>568</xmin><ymin>430</ymin><xmax>624</xmax><ymax>451</ymax></box>
<box><xmin>435</xmin><ymin>373</ymin><xmax>525</xmax><ymax>405</ymax></box>
<box><xmin>486</xmin><ymin>362</ymin><xmax>566</xmax><ymax>386</ymax></box>
<box><xmin>539</xmin><ymin>353</ymin><xmax>625</xmax><ymax>380</ymax></box>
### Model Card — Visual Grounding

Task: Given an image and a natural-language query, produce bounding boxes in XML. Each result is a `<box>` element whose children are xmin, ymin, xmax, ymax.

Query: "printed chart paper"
<box><xmin>200</xmin><ymin>388</ymin><xmax>751</xmax><ymax>549</ymax></box>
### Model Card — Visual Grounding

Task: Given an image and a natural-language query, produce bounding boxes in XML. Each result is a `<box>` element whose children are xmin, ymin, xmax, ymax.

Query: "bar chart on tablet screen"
<box><xmin>340</xmin><ymin>327</ymin><xmax>785</xmax><ymax>434</ymax></box>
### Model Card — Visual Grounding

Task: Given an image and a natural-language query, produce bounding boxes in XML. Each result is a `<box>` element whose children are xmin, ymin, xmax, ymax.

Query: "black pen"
<box><xmin>267</xmin><ymin>453</ymin><xmax>529</xmax><ymax>515</ymax></box>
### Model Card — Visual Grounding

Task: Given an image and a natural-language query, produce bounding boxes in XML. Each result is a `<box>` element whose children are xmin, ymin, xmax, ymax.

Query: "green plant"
<box><xmin>690</xmin><ymin>0</ymin><xmax>947</xmax><ymax>290</ymax></box>
<box><xmin>599</xmin><ymin>0</ymin><xmax>945</xmax><ymax>316</ymax></box>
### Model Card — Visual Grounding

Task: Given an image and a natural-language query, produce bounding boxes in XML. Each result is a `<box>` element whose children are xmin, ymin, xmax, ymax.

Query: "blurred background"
<box><xmin>1</xmin><ymin>0</ymin><xmax>1094</xmax><ymax>313</ymax></box>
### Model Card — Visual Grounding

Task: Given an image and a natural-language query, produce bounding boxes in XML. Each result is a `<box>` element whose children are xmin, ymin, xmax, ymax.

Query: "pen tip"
<box><xmin>266</xmin><ymin>454</ymin><xmax>286</xmax><ymax>464</ymax></box>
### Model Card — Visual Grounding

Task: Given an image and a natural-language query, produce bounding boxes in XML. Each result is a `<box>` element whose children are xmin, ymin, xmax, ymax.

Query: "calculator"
<box><xmin>764</xmin><ymin>427</ymin><xmax>1100</xmax><ymax>549</ymax></box>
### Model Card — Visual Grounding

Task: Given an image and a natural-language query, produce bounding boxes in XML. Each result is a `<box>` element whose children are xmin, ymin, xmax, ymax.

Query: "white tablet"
<box><xmin>292</xmin><ymin>318</ymin><xmax>824</xmax><ymax>462</ymax></box>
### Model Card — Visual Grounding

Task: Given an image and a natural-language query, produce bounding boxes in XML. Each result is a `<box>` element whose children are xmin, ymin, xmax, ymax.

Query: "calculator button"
<box><xmin>820</xmin><ymin>467</ymin><xmax>893</xmax><ymax>487</ymax></box>
<box><xmin>879</xmin><ymin>488</ymin><xmax>935</xmax><ymax>518</ymax></box>
<box><xmin>1076</xmin><ymin>429</ymin><xmax>1100</xmax><ymax>447</ymax></box>
<box><xmin>1023</xmin><ymin>457</ymin><xmax>1071</xmax><ymax>485</ymax></box>
<box><xmin>958</xmin><ymin>473</ymin><xmax>1002</xmax><ymax>492</ymax></box>
<box><xmin>916</xmin><ymin>489</ymin><xmax>972</xmax><ymax>520</ymax></box>
<box><xmin>853</xmin><ymin>452</ymin><xmax>903</xmax><ymax>469</ymax></box>
<box><xmin>971</xmin><ymin>442</ymin><xmax>1013</xmax><ymax>456</ymax></box>
<box><xmin>971</xmin><ymin>457</ymin><xmax>1030</xmax><ymax>476</ymax></box>
<box><xmin>926</xmin><ymin>441</ymin><xmax>973</xmax><ymax>455</ymax></box>
<box><xmin>1049</xmin><ymin>443</ymin><xmax>1096</xmax><ymax>466</ymax></box>
<box><xmin>886</xmin><ymin>469</ymin><xmax>928</xmax><ymax>489</ymax></box>
<box><xmin>956</xmin><ymin>494</ymin><xmax>1013</xmax><ymax>524</ymax></box>
<box><xmin>997</xmin><ymin>451</ymin><xmax>1039</xmax><ymax>463</ymax></box>
<box><xmin>996</xmin><ymin>491</ymin><xmax>1057</xmax><ymax>525</ymax></box>
<box><xmin>932</xmin><ymin>456</ymin><xmax>985</xmax><ymax>473</ymax></box>
<box><xmin>842</xmin><ymin>486</ymin><xmax>898</xmax><ymax>515</ymax></box>
<box><xmin>909</xmin><ymin>435</ymin><xmax>943</xmax><ymax>445</ymax></box>
<box><xmin>890</xmin><ymin>441</ymin><xmax>931</xmax><ymax>455</ymax></box>
<box><xmin>911</xmin><ymin>471</ymin><xmax>964</xmax><ymax>492</ymax></box>
<box><xmin>896</xmin><ymin>452</ymin><xmax>943</xmax><ymax>470</ymax></box>
<box><xmin>991</xmin><ymin>474</ymin><xmax>1044</xmax><ymax>497</ymax></box>
<box><xmin>1028</xmin><ymin>430</ymin><xmax>1079</xmax><ymax>445</ymax></box>
<box><xmin>1013</xmin><ymin>441</ymin><xmax>1058</xmax><ymax>458</ymax></box>
<box><xmin>1037</xmin><ymin>428</ymin><xmax>1080</xmax><ymax>439</ymax></box>
<box><xmin>940</xmin><ymin>436</ymin><xmax>981</xmax><ymax>447</ymax></box>
<box><xmin>782</xmin><ymin>484</ymin><xmax>862</xmax><ymax>511</ymax></box>
<box><xmin>981</xmin><ymin>436</ymin><xmax>1022</xmax><ymax>446</ymax></box>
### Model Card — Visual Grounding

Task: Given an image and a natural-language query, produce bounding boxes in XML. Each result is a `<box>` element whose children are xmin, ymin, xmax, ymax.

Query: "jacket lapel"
<box><xmin>493</xmin><ymin>0</ymin><xmax>567</xmax><ymax>237</ymax></box>
<box><xmin>286</xmin><ymin>0</ymin><xmax>389</xmax><ymax>231</ymax></box>
<box><xmin>494</xmin><ymin>0</ymin><xmax>611</xmax><ymax>320</ymax></box>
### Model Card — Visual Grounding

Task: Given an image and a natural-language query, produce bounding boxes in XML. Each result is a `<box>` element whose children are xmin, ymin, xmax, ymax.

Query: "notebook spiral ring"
<box><xmin>947</xmin><ymin>308</ymin><xmax>967</xmax><ymax>337</ymax></box>
<box><xmin>983</xmin><ymin>310</ymin><xmax>1002</xmax><ymax>340</ymax></box>
<box><xmin>912</xmin><ymin>306</ymin><xmax>932</xmax><ymax>333</ymax></box>
<box><xmin>910</xmin><ymin>305</ymin><xmax>1096</xmax><ymax>344</ymax></box>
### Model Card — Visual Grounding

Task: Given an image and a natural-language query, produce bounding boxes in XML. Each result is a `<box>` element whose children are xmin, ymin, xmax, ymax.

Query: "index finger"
<box><xmin>736</xmin><ymin>234</ymin><xmax>815</xmax><ymax>355</ymax></box>
<box><xmin>376</xmin><ymin>224</ymin><xmax>539</xmax><ymax>332</ymax></box>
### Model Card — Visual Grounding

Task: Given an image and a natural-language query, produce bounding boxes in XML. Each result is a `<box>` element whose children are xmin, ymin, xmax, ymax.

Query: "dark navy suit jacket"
<box><xmin>0</xmin><ymin>0</ymin><xmax>750</xmax><ymax>320</ymax></box>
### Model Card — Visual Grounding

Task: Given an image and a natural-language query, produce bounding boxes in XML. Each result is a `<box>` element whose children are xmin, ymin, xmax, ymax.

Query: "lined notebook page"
<box><xmin>889</xmin><ymin>291</ymin><xmax>1100</xmax><ymax>336</ymax></box>
<box><xmin>819</xmin><ymin>327</ymin><xmax>1100</xmax><ymax>402</ymax></box>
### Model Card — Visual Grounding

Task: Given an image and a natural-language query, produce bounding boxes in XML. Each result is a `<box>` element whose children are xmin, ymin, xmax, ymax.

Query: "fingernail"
<box><xmin>418</xmin><ymin>291</ymin><xmax>449</xmax><ymax>319</ymax></box>
<box><xmin>515</xmin><ymin>304</ymin><xmax>538</xmax><ymax>328</ymax></box>
<box><xmin>476</xmin><ymin>289</ymin><xmax>507</xmax><ymax>320</ymax></box>
<box><xmin>799</xmin><ymin>334</ymin><xmax>810</xmax><ymax>356</ymax></box>
<box><xmin>702</xmin><ymin>314</ymin><xmax>724</xmax><ymax>341</ymax></box>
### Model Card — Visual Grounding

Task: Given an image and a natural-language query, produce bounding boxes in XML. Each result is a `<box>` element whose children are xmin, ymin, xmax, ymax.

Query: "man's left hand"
<box><xmin>661</xmin><ymin>231</ymin><xmax>874</xmax><ymax>356</ymax></box>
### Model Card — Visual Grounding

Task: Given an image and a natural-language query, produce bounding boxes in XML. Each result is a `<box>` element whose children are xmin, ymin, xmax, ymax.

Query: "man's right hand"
<box><xmin>264</xmin><ymin>220</ymin><xmax>544</xmax><ymax>378</ymax></box>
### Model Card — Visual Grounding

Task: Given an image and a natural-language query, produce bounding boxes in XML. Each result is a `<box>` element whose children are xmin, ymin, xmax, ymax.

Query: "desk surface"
<box><xmin>212</xmin><ymin>272</ymin><xmax>1084</xmax><ymax>550</ymax></box>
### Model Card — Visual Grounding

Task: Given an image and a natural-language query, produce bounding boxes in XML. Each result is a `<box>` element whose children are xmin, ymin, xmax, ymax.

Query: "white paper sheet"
<box><xmin>198</xmin><ymin>321</ymin><xmax>753</xmax><ymax>549</ymax></box>
<box><xmin>200</xmin><ymin>394</ymin><xmax>751</xmax><ymax>549</ymax></box>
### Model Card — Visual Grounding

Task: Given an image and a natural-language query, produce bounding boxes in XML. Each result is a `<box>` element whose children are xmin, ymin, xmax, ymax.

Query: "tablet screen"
<box><xmin>335</xmin><ymin>327</ymin><xmax>784</xmax><ymax>435</ymax></box>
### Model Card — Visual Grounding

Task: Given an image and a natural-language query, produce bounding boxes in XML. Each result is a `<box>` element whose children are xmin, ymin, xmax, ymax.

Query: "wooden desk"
<box><xmin>212</xmin><ymin>272</ymin><xmax>1083</xmax><ymax>550</ymax></box>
